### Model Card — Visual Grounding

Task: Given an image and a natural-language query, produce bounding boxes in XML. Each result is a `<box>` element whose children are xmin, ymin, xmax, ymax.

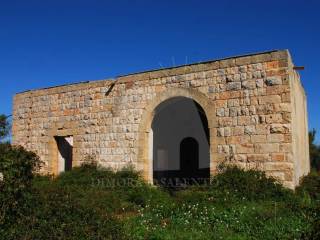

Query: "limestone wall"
<box><xmin>12</xmin><ymin>50</ymin><xmax>310</xmax><ymax>188</ymax></box>
<box><xmin>290</xmin><ymin>70</ymin><xmax>310</xmax><ymax>185</ymax></box>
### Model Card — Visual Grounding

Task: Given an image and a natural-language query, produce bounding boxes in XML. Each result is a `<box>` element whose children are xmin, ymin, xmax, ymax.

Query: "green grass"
<box><xmin>1</xmin><ymin>164</ymin><xmax>320</xmax><ymax>240</ymax></box>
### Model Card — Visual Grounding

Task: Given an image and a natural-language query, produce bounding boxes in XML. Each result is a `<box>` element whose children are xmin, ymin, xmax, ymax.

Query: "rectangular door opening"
<box><xmin>55</xmin><ymin>136</ymin><xmax>73</xmax><ymax>173</ymax></box>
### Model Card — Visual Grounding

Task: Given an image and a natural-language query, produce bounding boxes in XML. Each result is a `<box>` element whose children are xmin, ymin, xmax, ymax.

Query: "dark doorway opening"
<box><xmin>180</xmin><ymin>137</ymin><xmax>210</xmax><ymax>184</ymax></box>
<box><xmin>180</xmin><ymin>137</ymin><xmax>199</xmax><ymax>177</ymax></box>
<box><xmin>55</xmin><ymin>136</ymin><xmax>73</xmax><ymax>172</ymax></box>
<box><xmin>152</xmin><ymin>97</ymin><xmax>210</xmax><ymax>187</ymax></box>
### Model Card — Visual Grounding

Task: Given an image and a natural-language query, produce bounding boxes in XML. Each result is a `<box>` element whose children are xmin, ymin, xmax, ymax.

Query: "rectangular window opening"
<box><xmin>55</xmin><ymin>136</ymin><xmax>73</xmax><ymax>173</ymax></box>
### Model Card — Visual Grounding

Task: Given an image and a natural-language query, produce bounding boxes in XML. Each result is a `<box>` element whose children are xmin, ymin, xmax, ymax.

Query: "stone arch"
<box><xmin>137</xmin><ymin>87</ymin><xmax>217</xmax><ymax>183</ymax></box>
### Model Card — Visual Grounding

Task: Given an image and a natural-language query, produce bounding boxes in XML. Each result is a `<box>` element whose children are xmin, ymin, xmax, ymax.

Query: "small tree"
<box><xmin>0</xmin><ymin>114</ymin><xmax>41</xmax><ymax>226</ymax></box>
<box><xmin>309</xmin><ymin>129</ymin><xmax>320</xmax><ymax>171</ymax></box>
<box><xmin>0</xmin><ymin>144</ymin><xmax>42</xmax><ymax>224</ymax></box>
<box><xmin>0</xmin><ymin>114</ymin><xmax>10</xmax><ymax>141</ymax></box>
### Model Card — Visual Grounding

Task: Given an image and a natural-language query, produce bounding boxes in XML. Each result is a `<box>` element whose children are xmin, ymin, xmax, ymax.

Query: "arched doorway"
<box><xmin>151</xmin><ymin>97</ymin><xmax>210</xmax><ymax>186</ymax></box>
<box><xmin>137</xmin><ymin>88</ymin><xmax>217</xmax><ymax>184</ymax></box>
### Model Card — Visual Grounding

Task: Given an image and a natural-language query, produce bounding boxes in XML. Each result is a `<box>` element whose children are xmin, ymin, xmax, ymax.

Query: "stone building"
<box><xmin>12</xmin><ymin>50</ymin><xmax>309</xmax><ymax>188</ymax></box>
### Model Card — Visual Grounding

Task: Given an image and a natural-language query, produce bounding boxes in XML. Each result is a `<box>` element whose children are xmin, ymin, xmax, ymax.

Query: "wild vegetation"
<box><xmin>310</xmin><ymin>129</ymin><xmax>320</xmax><ymax>171</ymax></box>
<box><xmin>0</xmin><ymin>159</ymin><xmax>319</xmax><ymax>239</ymax></box>
<box><xmin>0</xmin><ymin>116</ymin><xmax>320</xmax><ymax>239</ymax></box>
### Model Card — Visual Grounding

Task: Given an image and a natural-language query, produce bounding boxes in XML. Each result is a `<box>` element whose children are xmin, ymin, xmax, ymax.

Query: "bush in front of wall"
<box><xmin>0</xmin><ymin>143</ymin><xmax>41</xmax><ymax>226</ymax></box>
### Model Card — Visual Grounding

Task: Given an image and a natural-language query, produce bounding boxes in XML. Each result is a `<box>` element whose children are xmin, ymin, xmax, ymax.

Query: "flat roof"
<box><xmin>17</xmin><ymin>49</ymin><xmax>284</xmax><ymax>94</ymax></box>
<box><xmin>118</xmin><ymin>49</ymin><xmax>281</xmax><ymax>77</ymax></box>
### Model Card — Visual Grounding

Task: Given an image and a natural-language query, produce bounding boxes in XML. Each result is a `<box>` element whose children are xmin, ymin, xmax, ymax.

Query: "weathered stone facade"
<box><xmin>12</xmin><ymin>50</ymin><xmax>310</xmax><ymax>188</ymax></box>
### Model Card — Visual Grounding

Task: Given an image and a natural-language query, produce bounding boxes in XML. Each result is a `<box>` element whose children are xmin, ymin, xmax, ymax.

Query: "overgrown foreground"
<box><xmin>1</xmin><ymin>157</ymin><xmax>320</xmax><ymax>239</ymax></box>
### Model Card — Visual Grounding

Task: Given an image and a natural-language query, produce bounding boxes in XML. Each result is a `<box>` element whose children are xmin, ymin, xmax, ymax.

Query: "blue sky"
<box><xmin>0</xmin><ymin>0</ymin><xmax>319</xmax><ymax>143</ymax></box>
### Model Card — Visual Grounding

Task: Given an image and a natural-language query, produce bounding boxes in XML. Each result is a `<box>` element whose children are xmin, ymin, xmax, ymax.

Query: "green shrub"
<box><xmin>175</xmin><ymin>166</ymin><xmax>294</xmax><ymax>204</ymax></box>
<box><xmin>295</xmin><ymin>172</ymin><xmax>320</xmax><ymax>239</ymax></box>
<box><xmin>296</xmin><ymin>172</ymin><xmax>320</xmax><ymax>201</ymax></box>
<box><xmin>0</xmin><ymin>143</ymin><xmax>41</xmax><ymax>225</ymax></box>
<box><xmin>2</xmin><ymin>186</ymin><xmax>126</xmax><ymax>240</ymax></box>
<box><xmin>53</xmin><ymin>163</ymin><xmax>141</xmax><ymax>187</ymax></box>
<box><xmin>209</xmin><ymin>165</ymin><xmax>293</xmax><ymax>201</ymax></box>
<box><xmin>309</xmin><ymin>129</ymin><xmax>320</xmax><ymax>171</ymax></box>
<box><xmin>1</xmin><ymin>159</ymin><xmax>318</xmax><ymax>239</ymax></box>
<box><xmin>1</xmin><ymin>163</ymin><xmax>133</xmax><ymax>239</ymax></box>
<box><xmin>55</xmin><ymin>164</ymin><xmax>113</xmax><ymax>186</ymax></box>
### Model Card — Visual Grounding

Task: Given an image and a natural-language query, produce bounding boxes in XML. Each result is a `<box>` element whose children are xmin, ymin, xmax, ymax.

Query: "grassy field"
<box><xmin>1</xmin><ymin>164</ymin><xmax>320</xmax><ymax>240</ymax></box>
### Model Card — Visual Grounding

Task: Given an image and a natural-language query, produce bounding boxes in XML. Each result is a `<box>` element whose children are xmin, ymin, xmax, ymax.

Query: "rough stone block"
<box><xmin>236</xmin><ymin>56</ymin><xmax>252</xmax><ymax>66</ymax></box>
<box><xmin>247</xmin><ymin>154</ymin><xmax>270</xmax><ymax>162</ymax></box>
<box><xmin>251</xmin><ymin>135</ymin><xmax>267</xmax><ymax>143</ymax></box>
<box><xmin>256</xmin><ymin>79</ymin><xmax>264</xmax><ymax>88</ymax></box>
<box><xmin>237</xmin><ymin>116</ymin><xmax>252</xmax><ymax>125</ymax></box>
<box><xmin>266</xmin><ymin>85</ymin><xmax>290</xmax><ymax>95</ymax></box>
<box><xmin>217</xmin><ymin>118</ymin><xmax>228</xmax><ymax>127</ymax></box>
<box><xmin>282</xmin><ymin>113</ymin><xmax>291</xmax><ymax>123</ymax></box>
<box><xmin>219</xmin><ymin>58</ymin><xmax>235</xmax><ymax>68</ymax></box>
<box><xmin>244</xmin><ymin>125</ymin><xmax>256</xmax><ymax>135</ymax></box>
<box><xmin>264</xmin><ymin>162</ymin><xmax>293</xmax><ymax>171</ymax></box>
<box><xmin>242</xmin><ymin>80</ymin><xmax>256</xmax><ymax>90</ymax></box>
<box><xmin>271</xmin><ymin>153</ymin><xmax>285</xmax><ymax>161</ymax></box>
<box><xmin>216</xmin><ymin>108</ymin><xmax>225</xmax><ymax>117</ymax></box>
<box><xmin>265</xmin><ymin>114</ymin><xmax>283</xmax><ymax>124</ymax></box>
<box><xmin>279</xmin><ymin>143</ymin><xmax>292</xmax><ymax>153</ymax></box>
<box><xmin>237</xmin><ymin>143</ymin><xmax>255</xmax><ymax>154</ymax></box>
<box><xmin>281</xmin><ymin>92</ymin><xmax>291</xmax><ymax>102</ymax></box>
<box><xmin>270</xmin><ymin>50</ymin><xmax>289</xmax><ymax>60</ymax></box>
<box><xmin>252</xmin><ymin>71</ymin><xmax>262</xmax><ymax>79</ymax></box>
<box><xmin>234</xmin><ymin>154</ymin><xmax>247</xmax><ymax>162</ymax></box>
<box><xmin>258</xmin><ymin>95</ymin><xmax>282</xmax><ymax>104</ymax></box>
<box><xmin>240</xmin><ymin>73</ymin><xmax>247</xmax><ymax>80</ymax></box>
<box><xmin>234</xmin><ymin>73</ymin><xmax>241</xmax><ymax>81</ymax></box>
<box><xmin>270</xmin><ymin>124</ymin><xmax>290</xmax><ymax>134</ymax></box>
<box><xmin>265</xmin><ymin>76</ymin><xmax>282</xmax><ymax>86</ymax></box>
<box><xmin>255</xmin><ymin>143</ymin><xmax>279</xmax><ymax>153</ymax></box>
<box><xmin>224</xmin><ymin>127</ymin><xmax>232</xmax><ymax>137</ymax></box>
<box><xmin>229</xmin><ymin>107</ymin><xmax>238</xmax><ymax>117</ymax></box>
<box><xmin>233</xmin><ymin>126</ymin><xmax>244</xmax><ymax>136</ymax></box>
<box><xmin>226</xmin><ymin>75</ymin><xmax>234</xmax><ymax>82</ymax></box>
<box><xmin>251</xmin><ymin>53</ymin><xmax>271</xmax><ymax>63</ymax></box>
<box><xmin>217</xmin><ymin>128</ymin><xmax>224</xmax><ymax>137</ymax></box>
<box><xmin>274</xmin><ymin>103</ymin><xmax>291</xmax><ymax>113</ymax></box>
<box><xmin>268</xmin><ymin>134</ymin><xmax>284</xmax><ymax>143</ymax></box>
<box><xmin>226</xmin><ymin>82</ymin><xmax>241</xmax><ymax>91</ymax></box>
